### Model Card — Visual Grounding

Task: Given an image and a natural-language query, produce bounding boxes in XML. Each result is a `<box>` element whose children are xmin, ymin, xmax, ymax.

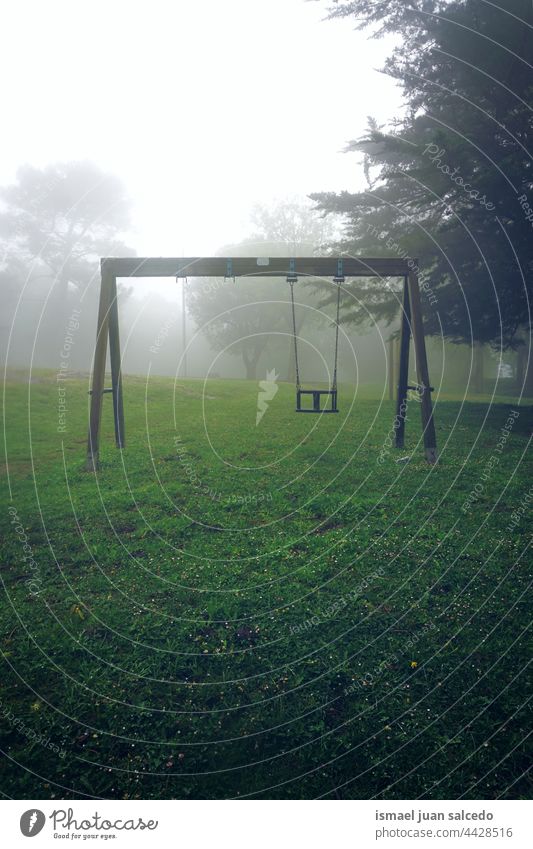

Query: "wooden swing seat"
<box><xmin>296</xmin><ymin>388</ymin><xmax>338</xmax><ymax>413</ymax></box>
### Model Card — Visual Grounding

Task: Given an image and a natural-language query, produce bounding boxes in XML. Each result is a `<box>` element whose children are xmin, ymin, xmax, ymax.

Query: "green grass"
<box><xmin>1</xmin><ymin>371</ymin><xmax>531</xmax><ymax>799</ymax></box>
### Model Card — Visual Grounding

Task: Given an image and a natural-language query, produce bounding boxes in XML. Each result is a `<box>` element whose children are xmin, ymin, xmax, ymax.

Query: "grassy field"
<box><xmin>1</xmin><ymin>371</ymin><xmax>531</xmax><ymax>799</ymax></box>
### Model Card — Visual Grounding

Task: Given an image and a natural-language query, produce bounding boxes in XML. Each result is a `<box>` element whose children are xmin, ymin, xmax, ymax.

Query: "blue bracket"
<box><xmin>334</xmin><ymin>258</ymin><xmax>345</xmax><ymax>283</ymax></box>
<box><xmin>287</xmin><ymin>258</ymin><xmax>297</xmax><ymax>282</ymax></box>
<box><xmin>225</xmin><ymin>258</ymin><xmax>234</xmax><ymax>281</ymax></box>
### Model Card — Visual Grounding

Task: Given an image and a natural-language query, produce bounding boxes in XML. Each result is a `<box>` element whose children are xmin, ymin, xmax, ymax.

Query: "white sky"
<box><xmin>2</xmin><ymin>0</ymin><xmax>402</xmax><ymax>258</ymax></box>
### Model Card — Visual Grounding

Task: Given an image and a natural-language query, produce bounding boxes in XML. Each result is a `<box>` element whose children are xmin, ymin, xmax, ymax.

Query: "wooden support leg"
<box><xmin>108</xmin><ymin>274</ymin><xmax>125</xmax><ymax>449</ymax></box>
<box><xmin>395</xmin><ymin>336</ymin><xmax>401</xmax><ymax>392</ymax></box>
<box><xmin>388</xmin><ymin>336</ymin><xmax>395</xmax><ymax>402</ymax></box>
<box><xmin>407</xmin><ymin>266</ymin><xmax>438</xmax><ymax>464</ymax></box>
<box><xmin>181</xmin><ymin>278</ymin><xmax>188</xmax><ymax>378</ymax></box>
<box><xmin>395</xmin><ymin>277</ymin><xmax>411</xmax><ymax>449</ymax></box>
<box><xmin>86</xmin><ymin>265</ymin><xmax>113</xmax><ymax>471</ymax></box>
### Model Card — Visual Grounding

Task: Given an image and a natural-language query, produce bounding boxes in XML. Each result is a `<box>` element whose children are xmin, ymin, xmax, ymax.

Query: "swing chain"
<box><xmin>332</xmin><ymin>278</ymin><xmax>342</xmax><ymax>391</ymax></box>
<box><xmin>289</xmin><ymin>272</ymin><xmax>342</xmax><ymax>395</ymax></box>
<box><xmin>288</xmin><ymin>278</ymin><xmax>301</xmax><ymax>391</ymax></box>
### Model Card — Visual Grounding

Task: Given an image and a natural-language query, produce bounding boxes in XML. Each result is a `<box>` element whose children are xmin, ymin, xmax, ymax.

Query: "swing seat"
<box><xmin>288</xmin><ymin>266</ymin><xmax>343</xmax><ymax>414</ymax></box>
<box><xmin>296</xmin><ymin>389</ymin><xmax>338</xmax><ymax>413</ymax></box>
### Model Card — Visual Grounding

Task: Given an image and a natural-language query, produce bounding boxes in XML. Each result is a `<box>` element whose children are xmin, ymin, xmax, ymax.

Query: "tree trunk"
<box><xmin>515</xmin><ymin>346</ymin><xmax>525</xmax><ymax>388</ymax></box>
<box><xmin>242</xmin><ymin>348</ymin><xmax>261</xmax><ymax>381</ymax></box>
<box><xmin>244</xmin><ymin>360</ymin><xmax>257</xmax><ymax>380</ymax></box>
<box><xmin>524</xmin><ymin>351</ymin><xmax>533</xmax><ymax>397</ymax></box>
<box><xmin>472</xmin><ymin>342</ymin><xmax>485</xmax><ymax>394</ymax></box>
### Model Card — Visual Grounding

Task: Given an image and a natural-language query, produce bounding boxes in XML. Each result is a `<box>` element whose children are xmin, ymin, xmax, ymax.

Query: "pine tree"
<box><xmin>312</xmin><ymin>0</ymin><xmax>533</xmax><ymax>350</ymax></box>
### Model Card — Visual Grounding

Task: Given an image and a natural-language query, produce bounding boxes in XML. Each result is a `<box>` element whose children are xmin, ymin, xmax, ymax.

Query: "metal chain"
<box><xmin>288</xmin><ymin>280</ymin><xmax>301</xmax><ymax>390</ymax></box>
<box><xmin>290</xmin><ymin>278</ymin><xmax>341</xmax><ymax>392</ymax></box>
<box><xmin>332</xmin><ymin>280</ymin><xmax>341</xmax><ymax>390</ymax></box>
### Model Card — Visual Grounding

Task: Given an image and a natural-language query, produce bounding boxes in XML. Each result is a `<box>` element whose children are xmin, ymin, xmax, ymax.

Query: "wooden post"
<box><xmin>407</xmin><ymin>266</ymin><xmax>438</xmax><ymax>464</ymax></box>
<box><xmin>388</xmin><ymin>336</ymin><xmax>395</xmax><ymax>401</ymax></box>
<box><xmin>108</xmin><ymin>274</ymin><xmax>125</xmax><ymax>449</ymax></box>
<box><xmin>395</xmin><ymin>336</ymin><xmax>401</xmax><ymax>396</ymax></box>
<box><xmin>395</xmin><ymin>277</ymin><xmax>411</xmax><ymax>449</ymax></box>
<box><xmin>181</xmin><ymin>279</ymin><xmax>188</xmax><ymax>378</ymax></box>
<box><xmin>86</xmin><ymin>265</ymin><xmax>113</xmax><ymax>470</ymax></box>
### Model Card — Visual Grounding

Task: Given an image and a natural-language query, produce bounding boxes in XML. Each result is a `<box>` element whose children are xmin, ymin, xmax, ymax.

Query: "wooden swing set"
<box><xmin>86</xmin><ymin>256</ymin><xmax>438</xmax><ymax>470</ymax></box>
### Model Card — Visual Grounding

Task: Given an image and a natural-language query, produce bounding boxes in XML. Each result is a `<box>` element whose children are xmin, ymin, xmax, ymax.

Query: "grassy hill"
<box><xmin>1</xmin><ymin>372</ymin><xmax>531</xmax><ymax>798</ymax></box>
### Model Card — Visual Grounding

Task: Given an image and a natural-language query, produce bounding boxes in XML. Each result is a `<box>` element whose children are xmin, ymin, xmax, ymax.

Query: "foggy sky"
<box><xmin>2</xmin><ymin>0</ymin><xmax>402</xmax><ymax>265</ymax></box>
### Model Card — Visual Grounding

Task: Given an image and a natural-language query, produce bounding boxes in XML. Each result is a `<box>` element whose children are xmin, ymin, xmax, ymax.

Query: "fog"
<box><xmin>0</xmin><ymin>1</ymin><xmax>520</xmax><ymax>398</ymax></box>
<box><xmin>3</xmin><ymin>248</ymin><xmax>513</xmax><ymax>398</ymax></box>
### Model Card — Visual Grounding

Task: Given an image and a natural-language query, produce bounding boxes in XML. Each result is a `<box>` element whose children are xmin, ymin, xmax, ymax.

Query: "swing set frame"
<box><xmin>86</xmin><ymin>256</ymin><xmax>438</xmax><ymax>469</ymax></box>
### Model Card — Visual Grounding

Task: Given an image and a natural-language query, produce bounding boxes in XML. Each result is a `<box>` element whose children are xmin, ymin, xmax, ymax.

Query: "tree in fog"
<box><xmin>248</xmin><ymin>198</ymin><xmax>336</xmax><ymax>254</ymax></box>
<box><xmin>188</xmin><ymin>276</ymin><xmax>288</xmax><ymax>379</ymax></box>
<box><xmin>0</xmin><ymin>161</ymin><xmax>135</xmax><ymax>367</ymax></box>
<box><xmin>187</xmin><ymin>200</ymin><xmax>339</xmax><ymax>380</ymax></box>
<box><xmin>313</xmin><ymin>0</ymin><xmax>533</xmax><ymax>389</ymax></box>
<box><xmin>0</xmin><ymin>160</ymin><xmax>133</xmax><ymax>301</ymax></box>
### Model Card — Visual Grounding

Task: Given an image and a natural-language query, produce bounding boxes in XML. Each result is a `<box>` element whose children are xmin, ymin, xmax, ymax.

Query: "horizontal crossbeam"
<box><xmin>102</xmin><ymin>256</ymin><xmax>411</xmax><ymax>279</ymax></box>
